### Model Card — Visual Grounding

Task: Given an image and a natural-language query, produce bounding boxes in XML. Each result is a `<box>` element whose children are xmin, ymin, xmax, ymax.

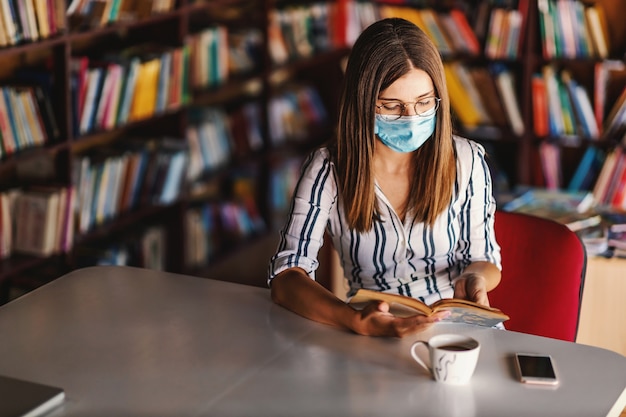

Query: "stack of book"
<box><xmin>12</xmin><ymin>186</ymin><xmax>76</xmax><ymax>257</ymax></box>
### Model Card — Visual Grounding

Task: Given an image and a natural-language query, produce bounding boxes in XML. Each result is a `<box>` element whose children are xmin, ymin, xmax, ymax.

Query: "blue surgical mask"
<box><xmin>374</xmin><ymin>113</ymin><xmax>436</xmax><ymax>153</ymax></box>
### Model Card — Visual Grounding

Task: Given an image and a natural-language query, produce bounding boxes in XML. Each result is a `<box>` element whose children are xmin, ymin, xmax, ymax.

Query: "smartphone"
<box><xmin>514</xmin><ymin>353</ymin><xmax>559</xmax><ymax>386</ymax></box>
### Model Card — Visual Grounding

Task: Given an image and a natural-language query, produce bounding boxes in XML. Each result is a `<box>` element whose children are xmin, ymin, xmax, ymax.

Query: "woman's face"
<box><xmin>376</xmin><ymin>68</ymin><xmax>436</xmax><ymax>117</ymax></box>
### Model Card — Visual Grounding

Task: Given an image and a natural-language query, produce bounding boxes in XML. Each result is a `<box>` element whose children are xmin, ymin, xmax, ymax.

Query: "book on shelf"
<box><xmin>485</xmin><ymin>7</ymin><xmax>522</xmax><ymax>60</ymax></box>
<box><xmin>585</xmin><ymin>3</ymin><xmax>609</xmax><ymax>59</ymax></box>
<box><xmin>13</xmin><ymin>187</ymin><xmax>69</xmax><ymax>257</ymax></box>
<box><xmin>443</xmin><ymin>63</ymin><xmax>482</xmax><ymax>129</ymax></box>
<box><xmin>12</xmin><ymin>68</ymin><xmax>61</xmax><ymax>142</ymax></box>
<box><xmin>348</xmin><ymin>288</ymin><xmax>509</xmax><ymax>328</ymax></box>
<box><xmin>129</xmin><ymin>56</ymin><xmax>160</xmax><ymax>122</ymax></box>
<box><xmin>449</xmin><ymin>9</ymin><xmax>481</xmax><ymax>55</ymax></box>
<box><xmin>79</xmin><ymin>66</ymin><xmax>105</xmax><ymax>135</ymax></box>
<box><xmin>557</xmin><ymin>76</ymin><xmax>576</xmax><ymax>136</ymax></box>
<box><xmin>468</xmin><ymin>66</ymin><xmax>508</xmax><ymax>128</ymax></box>
<box><xmin>594</xmin><ymin>60</ymin><xmax>626</xmax><ymax>136</ymax></box>
<box><xmin>540</xmin><ymin>66</ymin><xmax>557</xmax><ymax>136</ymax></box>
<box><xmin>531</xmin><ymin>74</ymin><xmax>549</xmax><ymax>137</ymax></box>
<box><xmin>603</xmin><ymin>86</ymin><xmax>626</xmax><ymax>140</ymax></box>
<box><xmin>593</xmin><ymin>148</ymin><xmax>626</xmax><ymax>209</ymax></box>
<box><xmin>0</xmin><ymin>87</ymin><xmax>17</xmax><ymax>156</ymax></box>
<box><xmin>538</xmin><ymin>0</ymin><xmax>608</xmax><ymax>59</ymax></box>
<box><xmin>568</xmin><ymin>146</ymin><xmax>605</xmax><ymax>192</ymax></box>
<box><xmin>561</xmin><ymin>70</ymin><xmax>599</xmax><ymax>139</ymax></box>
<box><xmin>0</xmin><ymin>190</ymin><xmax>18</xmax><ymax>259</ymax></box>
<box><xmin>0</xmin><ymin>374</ymin><xmax>65</xmax><ymax>417</ymax></box>
<box><xmin>491</xmin><ymin>63</ymin><xmax>524</xmax><ymax>137</ymax></box>
<box><xmin>417</xmin><ymin>8</ymin><xmax>453</xmax><ymax>56</ymax></box>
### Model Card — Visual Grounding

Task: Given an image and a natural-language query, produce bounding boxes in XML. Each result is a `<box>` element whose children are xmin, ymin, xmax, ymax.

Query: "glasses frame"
<box><xmin>375</xmin><ymin>97</ymin><xmax>441</xmax><ymax>120</ymax></box>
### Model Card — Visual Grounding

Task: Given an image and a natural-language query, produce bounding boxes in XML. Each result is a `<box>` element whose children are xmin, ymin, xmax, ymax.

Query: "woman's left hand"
<box><xmin>454</xmin><ymin>273</ymin><xmax>490</xmax><ymax>306</ymax></box>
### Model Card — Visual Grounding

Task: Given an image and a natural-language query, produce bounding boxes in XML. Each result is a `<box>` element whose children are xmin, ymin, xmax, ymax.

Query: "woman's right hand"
<box><xmin>352</xmin><ymin>301</ymin><xmax>450</xmax><ymax>338</ymax></box>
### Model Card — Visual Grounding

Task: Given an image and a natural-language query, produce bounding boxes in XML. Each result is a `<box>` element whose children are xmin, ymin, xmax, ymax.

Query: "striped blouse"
<box><xmin>268</xmin><ymin>136</ymin><xmax>502</xmax><ymax>306</ymax></box>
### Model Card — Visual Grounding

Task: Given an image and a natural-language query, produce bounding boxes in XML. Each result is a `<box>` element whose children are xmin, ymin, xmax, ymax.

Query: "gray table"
<box><xmin>0</xmin><ymin>266</ymin><xmax>625</xmax><ymax>417</ymax></box>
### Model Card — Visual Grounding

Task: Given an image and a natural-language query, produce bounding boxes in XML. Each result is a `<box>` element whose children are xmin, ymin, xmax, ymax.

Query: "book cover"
<box><xmin>0</xmin><ymin>374</ymin><xmax>64</xmax><ymax>417</ymax></box>
<box><xmin>443</xmin><ymin>63</ymin><xmax>482</xmax><ymax>128</ymax></box>
<box><xmin>0</xmin><ymin>87</ymin><xmax>17</xmax><ymax>155</ymax></box>
<box><xmin>0</xmin><ymin>0</ymin><xmax>19</xmax><ymax>45</ymax></box>
<box><xmin>531</xmin><ymin>74</ymin><xmax>549</xmax><ymax>137</ymax></box>
<box><xmin>129</xmin><ymin>56</ymin><xmax>160</xmax><ymax>122</ymax></box>
<box><xmin>12</xmin><ymin>0</ymin><xmax>30</xmax><ymax>41</ymax></box>
<box><xmin>79</xmin><ymin>66</ymin><xmax>104</xmax><ymax>135</ymax></box>
<box><xmin>448</xmin><ymin>9</ymin><xmax>480</xmax><ymax>55</ymax></box>
<box><xmin>492</xmin><ymin>64</ymin><xmax>524</xmax><ymax>136</ymax></box>
<box><xmin>32</xmin><ymin>0</ymin><xmax>49</xmax><ymax>38</ymax></box>
<box><xmin>348</xmin><ymin>288</ymin><xmax>509</xmax><ymax>328</ymax></box>
<box><xmin>585</xmin><ymin>5</ymin><xmax>608</xmax><ymax>59</ymax></box>
<box><xmin>567</xmin><ymin>146</ymin><xmax>604</xmax><ymax>192</ymax></box>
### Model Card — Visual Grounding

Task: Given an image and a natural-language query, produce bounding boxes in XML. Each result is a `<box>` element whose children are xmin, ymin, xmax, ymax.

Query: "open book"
<box><xmin>348</xmin><ymin>288</ymin><xmax>509</xmax><ymax>328</ymax></box>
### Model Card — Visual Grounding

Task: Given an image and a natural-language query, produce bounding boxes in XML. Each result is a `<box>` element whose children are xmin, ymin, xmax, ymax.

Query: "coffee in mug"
<box><xmin>410</xmin><ymin>334</ymin><xmax>480</xmax><ymax>385</ymax></box>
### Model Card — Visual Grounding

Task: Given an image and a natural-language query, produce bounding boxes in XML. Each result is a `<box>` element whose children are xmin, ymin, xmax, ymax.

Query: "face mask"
<box><xmin>374</xmin><ymin>113</ymin><xmax>436</xmax><ymax>153</ymax></box>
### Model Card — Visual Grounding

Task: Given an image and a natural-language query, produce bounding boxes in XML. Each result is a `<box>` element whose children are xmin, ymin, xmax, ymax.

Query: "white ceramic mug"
<box><xmin>410</xmin><ymin>334</ymin><xmax>480</xmax><ymax>385</ymax></box>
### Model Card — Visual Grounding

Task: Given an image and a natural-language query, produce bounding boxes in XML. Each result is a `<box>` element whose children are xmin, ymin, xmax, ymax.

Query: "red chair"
<box><xmin>489</xmin><ymin>210</ymin><xmax>587</xmax><ymax>342</ymax></box>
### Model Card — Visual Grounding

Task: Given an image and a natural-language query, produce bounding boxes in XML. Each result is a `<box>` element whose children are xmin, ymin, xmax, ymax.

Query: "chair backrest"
<box><xmin>489</xmin><ymin>210</ymin><xmax>587</xmax><ymax>342</ymax></box>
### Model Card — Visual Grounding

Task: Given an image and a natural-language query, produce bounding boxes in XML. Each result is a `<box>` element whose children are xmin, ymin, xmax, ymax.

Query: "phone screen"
<box><xmin>515</xmin><ymin>354</ymin><xmax>558</xmax><ymax>385</ymax></box>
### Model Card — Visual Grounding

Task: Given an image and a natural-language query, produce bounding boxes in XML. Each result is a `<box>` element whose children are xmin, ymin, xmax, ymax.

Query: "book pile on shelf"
<box><xmin>0</xmin><ymin>85</ymin><xmax>56</xmax><ymax>159</ymax></box>
<box><xmin>535</xmin><ymin>62</ymin><xmax>626</xmax><ymax>193</ymax></box>
<box><xmin>533</xmin><ymin>66</ymin><xmax>599</xmax><ymax>140</ymax></box>
<box><xmin>537</xmin><ymin>0</ymin><xmax>610</xmax><ymax>60</ymax></box>
<box><xmin>502</xmin><ymin>187</ymin><xmax>598</xmax><ymax>230</ymax></box>
<box><xmin>377</xmin><ymin>1</ymin><xmax>526</xmax><ymax>59</ymax></box>
<box><xmin>268</xmin><ymin>2</ymin><xmax>367</xmax><ymax>66</ymax></box>
<box><xmin>185</xmin><ymin>167</ymin><xmax>265</xmax><ymax>269</ymax></box>
<box><xmin>532</xmin><ymin>59</ymin><xmax>626</xmax><ymax>144</ymax></box>
<box><xmin>189</xmin><ymin>26</ymin><xmax>229</xmax><ymax>90</ymax></box>
<box><xmin>70</xmin><ymin>45</ymin><xmax>189</xmax><ymax>138</ymax></box>
<box><xmin>501</xmin><ymin>187</ymin><xmax>626</xmax><ymax>258</ymax></box>
<box><xmin>74</xmin><ymin>225</ymin><xmax>166</xmax><ymax>269</ymax></box>
<box><xmin>184</xmin><ymin>198</ymin><xmax>265</xmax><ymax>269</ymax></box>
<box><xmin>188</xmin><ymin>26</ymin><xmax>263</xmax><ymax>90</ymax></box>
<box><xmin>595</xmin><ymin>60</ymin><xmax>626</xmax><ymax>142</ymax></box>
<box><xmin>268</xmin><ymin>85</ymin><xmax>328</xmax><ymax>146</ymax></box>
<box><xmin>372</xmin><ymin>2</ymin><xmax>526</xmax><ymax>138</ymax></box>
<box><xmin>444</xmin><ymin>61</ymin><xmax>523</xmax><ymax>138</ymax></box>
<box><xmin>73</xmin><ymin>137</ymin><xmax>188</xmax><ymax>234</ymax></box>
<box><xmin>67</xmin><ymin>0</ymin><xmax>175</xmax><ymax>30</ymax></box>
<box><xmin>2</xmin><ymin>186</ymin><xmax>76</xmax><ymax>258</ymax></box>
<box><xmin>186</xmin><ymin>107</ymin><xmax>233</xmax><ymax>180</ymax></box>
<box><xmin>0</xmin><ymin>0</ymin><xmax>66</xmax><ymax>46</ymax></box>
<box><xmin>606</xmin><ymin>219</ymin><xmax>626</xmax><ymax>258</ymax></box>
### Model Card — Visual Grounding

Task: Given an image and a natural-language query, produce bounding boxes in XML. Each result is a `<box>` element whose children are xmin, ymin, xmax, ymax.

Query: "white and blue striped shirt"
<box><xmin>269</xmin><ymin>137</ymin><xmax>501</xmax><ymax>305</ymax></box>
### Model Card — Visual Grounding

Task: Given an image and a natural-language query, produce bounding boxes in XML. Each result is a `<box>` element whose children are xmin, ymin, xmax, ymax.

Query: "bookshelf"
<box><xmin>0</xmin><ymin>0</ymin><xmax>624</xmax><ymax>302</ymax></box>
<box><xmin>196</xmin><ymin>0</ymin><xmax>626</xmax><ymax>289</ymax></box>
<box><xmin>0</xmin><ymin>0</ymin><xmax>354</xmax><ymax>301</ymax></box>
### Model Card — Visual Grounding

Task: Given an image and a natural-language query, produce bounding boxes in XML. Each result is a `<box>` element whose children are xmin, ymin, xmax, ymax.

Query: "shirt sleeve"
<box><xmin>455</xmin><ymin>138</ymin><xmax>502</xmax><ymax>270</ymax></box>
<box><xmin>268</xmin><ymin>148</ymin><xmax>338</xmax><ymax>285</ymax></box>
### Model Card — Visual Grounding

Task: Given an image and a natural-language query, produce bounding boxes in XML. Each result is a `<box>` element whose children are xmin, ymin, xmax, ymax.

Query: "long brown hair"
<box><xmin>330</xmin><ymin>17</ymin><xmax>456</xmax><ymax>232</ymax></box>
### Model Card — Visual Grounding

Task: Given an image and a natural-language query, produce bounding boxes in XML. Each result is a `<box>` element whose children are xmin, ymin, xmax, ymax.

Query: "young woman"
<box><xmin>268</xmin><ymin>18</ymin><xmax>502</xmax><ymax>337</ymax></box>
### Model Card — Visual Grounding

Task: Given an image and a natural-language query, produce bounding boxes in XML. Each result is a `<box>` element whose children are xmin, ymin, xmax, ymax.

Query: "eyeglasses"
<box><xmin>375</xmin><ymin>96</ymin><xmax>441</xmax><ymax>120</ymax></box>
